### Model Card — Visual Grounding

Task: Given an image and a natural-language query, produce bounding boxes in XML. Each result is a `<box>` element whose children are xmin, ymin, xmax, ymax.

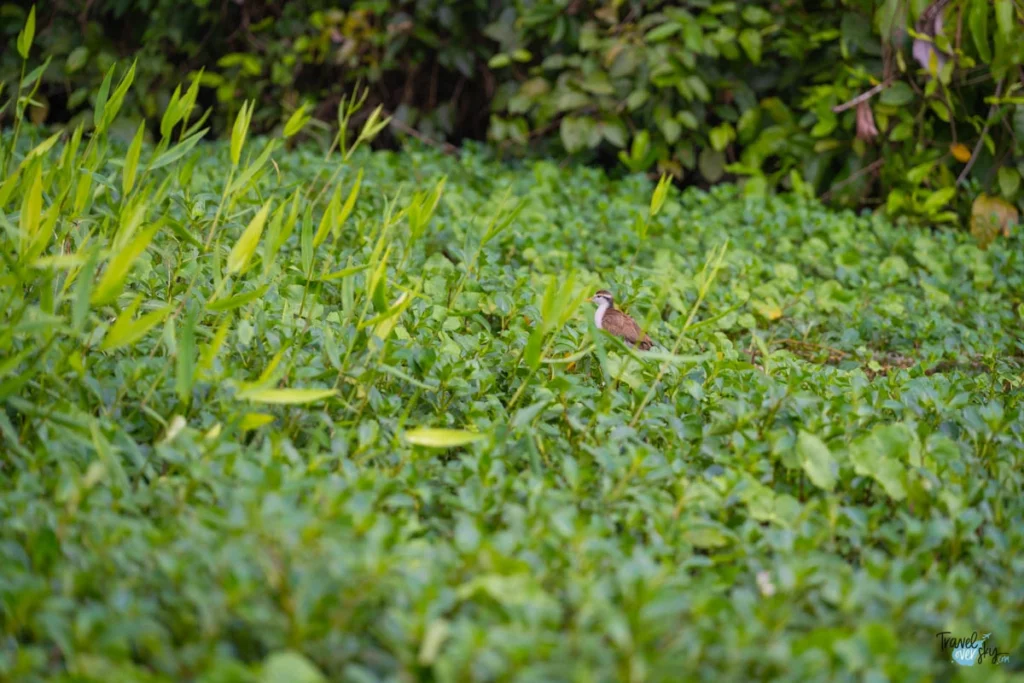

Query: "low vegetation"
<box><xmin>1</xmin><ymin>51</ymin><xmax>1023</xmax><ymax>680</ymax></box>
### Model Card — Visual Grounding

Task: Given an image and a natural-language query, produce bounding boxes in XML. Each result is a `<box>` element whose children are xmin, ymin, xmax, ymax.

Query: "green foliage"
<box><xmin>489</xmin><ymin>0</ymin><xmax>1024</xmax><ymax>224</ymax></box>
<box><xmin>4</xmin><ymin>2</ymin><xmax>1023</xmax><ymax>230</ymax></box>
<box><xmin>2</xmin><ymin>54</ymin><xmax>1024</xmax><ymax>681</ymax></box>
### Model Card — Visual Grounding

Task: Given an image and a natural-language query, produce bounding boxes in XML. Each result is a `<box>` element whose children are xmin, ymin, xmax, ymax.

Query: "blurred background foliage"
<box><xmin>1</xmin><ymin>0</ymin><xmax>1022</xmax><ymax>230</ymax></box>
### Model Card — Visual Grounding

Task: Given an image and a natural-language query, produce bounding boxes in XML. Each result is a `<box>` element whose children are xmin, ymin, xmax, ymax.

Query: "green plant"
<box><xmin>2</xmin><ymin>13</ymin><xmax>1024</xmax><ymax>682</ymax></box>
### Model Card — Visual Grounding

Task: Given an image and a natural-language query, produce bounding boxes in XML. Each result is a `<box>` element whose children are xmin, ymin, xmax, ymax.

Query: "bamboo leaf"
<box><xmin>230</xmin><ymin>100</ymin><xmax>252</xmax><ymax>166</ymax></box>
<box><xmin>91</xmin><ymin>223</ymin><xmax>160</xmax><ymax>305</ymax></box>
<box><xmin>237</xmin><ymin>387</ymin><xmax>336</xmax><ymax>404</ymax></box>
<box><xmin>18</xmin><ymin>165</ymin><xmax>42</xmax><ymax>258</ymax></box>
<box><xmin>16</xmin><ymin>5</ymin><xmax>35</xmax><ymax>59</ymax></box>
<box><xmin>149</xmin><ymin>128</ymin><xmax>208</xmax><ymax>170</ymax></box>
<box><xmin>206</xmin><ymin>284</ymin><xmax>270</xmax><ymax>311</ymax></box>
<box><xmin>283</xmin><ymin>103</ymin><xmax>312</xmax><ymax>138</ymax></box>
<box><xmin>122</xmin><ymin>121</ymin><xmax>145</xmax><ymax>195</ymax></box>
<box><xmin>404</xmin><ymin>428</ymin><xmax>486</xmax><ymax>448</ymax></box>
<box><xmin>100</xmin><ymin>297</ymin><xmax>172</xmax><ymax>351</ymax></box>
<box><xmin>227</xmin><ymin>200</ymin><xmax>271</xmax><ymax>275</ymax></box>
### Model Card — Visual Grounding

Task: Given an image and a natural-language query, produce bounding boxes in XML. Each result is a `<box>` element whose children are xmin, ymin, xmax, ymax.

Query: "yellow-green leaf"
<box><xmin>18</xmin><ymin>166</ymin><xmax>42</xmax><ymax>257</ymax></box>
<box><xmin>91</xmin><ymin>223</ymin><xmax>160</xmax><ymax>305</ymax></box>
<box><xmin>404</xmin><ymin>428</ymin><xmax>486</xmax><ymax>448</ymax></box>
<box><xmin>122</xmin><ymin>121</ymin><xmax>145</xmax><ymax>195</ymax></box>
<box><xmin>16</xmin><ymin>5</ymin><xmax>35</xmax><ymax>59</ymax></box>
<box><xmin>227</xmin><ymin>200</ymin><xmax>271</xmax><ymax>275</ymax></box>
<box><xmin>313</xmin><ymin>184</ymin><xmax>340</xmax><ymax>249</ymax></box>
<box><xmin>230</xmin><ymin>100</ymin><xmax>252</xmax><ymax>166</ymax></box>
<box><xmin>100</xmin><ymin>297</ymin><xmax>172</xmax><ymax>351</ymax></box>
<box><xmin>237</xmin><ymin>387</ymin><xmax>336</xmax><ymax>404</ymax></box>
<box><xmin>283</xmin><ymin>103</ymin><xmax>312</xmax><ymax>138</ymax></box>
<box><xmin>240</xmin><ymin>412</ymin><xmax>276</xmax><ymax>430</ymax></box>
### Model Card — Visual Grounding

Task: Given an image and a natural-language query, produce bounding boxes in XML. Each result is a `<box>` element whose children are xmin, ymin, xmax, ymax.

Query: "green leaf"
<box><xmin>404</xmin><ymin>428</ymin><xmax>486</xmax><ymax>448</ymax></box>
<box><xmin>206</xmin><ymin>284</ymin><xmax>270</xmax><ymax>312</ymax></box>
<box><xmin>176</xmin><ymin>305</ymin><xmax>198</xmax><ymax>402</ymax></box>
<box><xmin>100</xmin><ymin>60</ymin><xmax>137</xmax><ymax>132</ymax></box>
<box><xmin>122</xmin><ymin>121</ymin><xmax>145</xmax><ymax>195</ymax></box>
<box><xmin>91</xmin><ymin>223</ymin><xmax>161</xmax><ymax>305</ymax></box>
<box><xmin>698</xmin><ymin>148</ymin><xmax>726</xmax><ymax>182</ymax></box>
<box><xmin>998</xmin><ymin>166</ymin><xmax>1020</xmax><ymax>199</ymax></box>
<box><xmin>797</xmin><ymin>431</ymin><xmax>837</xmax><ymax>492</ymax></box>
<box><xmin>646</xmin><ymin>22</ymin><xmax>682</xmax><ymax>43</ymax></box>
<box><xmin>969</xmin><ymin>0</ymin><xmax>992</xmax><ymax>62</ymax></box>
<box><xmin>230</xmin><ymin>100</ymin><xmax>252</xmax><ymax>166</ymax></box>
<box><xmin>100</xmin><ymin>297</ymin><xmax>172</xmax><ymax>351</ymax></box>
<box><xmin>879</xmin><ymin>82</ymin><xmax>914</xmax><ymax>106</ymax></box>
<box><xmin>18</xmin><ymin>165</ymin><xmax>42</xmax><ymax>258</ymax></box>
<box><xmin>238</xmin><ymin>388</ymin><xmax>336</xmax><ymax>404</ymax></box>
<box><xmin>150</xmin><ymin>128</ymin><xmax>208</xmax><ymax>170</ymax></box>
<box><xmin>93</xmin><ymin>64</ymin><xmax>115</xmax><ymax>128</ymax></box>
<box><xmin>283</xmin><ymin>103</ymin><xmax>312</xmax><ymax>138</ymax></box>
<box><xmin>994</xmin><ymin>0</ymin><xmax>1013</xmax><ymax>40</ymax></box>
<box><xmin>739</xmin><ymin>28</ymin><xmax>763</xmax><ymax>64</ymax></box>
<box><xmin>16</xmin><ymin>5</ymin><xmax>35</xmax><ymax>59</ymax></box>
<box><xmin>261</xmin><ymin>651</ymin><xmax>325</xmax><ymax>683</ymax></box>
<box><xmin>227</xmin><ymin>200</ymin><xmax>271</xmax><ymax>275</ymax></box>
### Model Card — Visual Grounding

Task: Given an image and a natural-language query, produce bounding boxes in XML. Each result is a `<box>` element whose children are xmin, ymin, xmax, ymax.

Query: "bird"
<box><xmin>590</xmin><ymin>289</ymin><xmax>655</xmax><ymax>350</ymax></box>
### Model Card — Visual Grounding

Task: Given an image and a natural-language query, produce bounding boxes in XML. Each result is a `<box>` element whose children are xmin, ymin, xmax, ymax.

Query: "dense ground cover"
<box><xmin>1</xmin><ymin>110</ymin><xmax>1023</xmax><ymax>681</ymax></box>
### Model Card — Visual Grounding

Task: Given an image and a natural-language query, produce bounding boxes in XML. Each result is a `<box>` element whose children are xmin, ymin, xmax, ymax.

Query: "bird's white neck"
<box><xmin>594</xmin><ymin>300</ymin><xmax>610</xmax><ymax>329</ymax></box>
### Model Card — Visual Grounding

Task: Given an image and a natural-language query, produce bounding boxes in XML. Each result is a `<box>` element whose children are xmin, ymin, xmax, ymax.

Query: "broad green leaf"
<box><xmin>238</xmin><ymin>387</ymin><xmax>336</xmax><ymax>404</ymax></box>
<box><xmin>994</xmin><ymin>0</ymin><xmax>1012</xmax><ymax>40</ymax></box>
<box><xmin>227</xmin><ymin>200</ymin><xmax>271</xmax><ymax>275</ymax></box>
<box><xmin>404</xmin><ymin>428</ymin><xmax>486</xmax><ymax>448</ymax></box>
<box><xmin>969</xmin><ymin>0</ymin><xmax>992</xmax><ymax>62</ymax></box>
<box><xmin>261</xmin><ymin>651</ymin><xmax>325</xmax><ymax>683</ymax></box>
<box><xmin>998</xmin><ymin>167</ymin><xmax>1020</xmax><ymax>199</ymax></box>
<box><xmin>739</xmin><ymin>28</ymin><xmax>763</xmax><ymax>64</ymax></box>
<box><xmin>797</xmin><ymin>431</ymin><xmax>837</xmax><ymax>492</ymax></box>
<box><xmin>879</xmin><ymin>82</ymin><xmax>914</xmax><ymax>106</ymax></box>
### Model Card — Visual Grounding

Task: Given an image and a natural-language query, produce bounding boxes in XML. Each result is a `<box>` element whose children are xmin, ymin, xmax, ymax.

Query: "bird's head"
<box><xmin>591</xmin><ymin>290</ymin><xmax>614</xmax><ymax>307</ymax></box>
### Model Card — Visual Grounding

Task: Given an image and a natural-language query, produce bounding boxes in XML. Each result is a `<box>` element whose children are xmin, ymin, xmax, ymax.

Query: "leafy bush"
<box><xmin>3</xmin><ymin>1</ymin><xmax>1021</xmax><ymax>232</ymax></box>
<box><xmin>2</xmin><ymin>31</ymin><xmax>1024</xmax><ymax>682</ymax></box>
<box><xmin>488</xmin><ymin>0</ymin><xmax>1024</xmax><ymax>225</ymax></box>
<box><xmin>0</xmin><ymin>0</ymin><xmax>494</xmax><ymax>141</ymax></box>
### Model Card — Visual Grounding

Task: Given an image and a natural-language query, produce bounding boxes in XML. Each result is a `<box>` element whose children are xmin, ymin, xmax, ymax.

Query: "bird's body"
<box><xmin>591</xmin><ymin>290</ymin><xmax>654</xmax><ymax>350</ymax></box>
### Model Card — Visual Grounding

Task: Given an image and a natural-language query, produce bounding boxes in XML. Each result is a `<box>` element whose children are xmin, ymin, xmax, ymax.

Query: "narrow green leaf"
<box><xmin>160</xmin><ymin>85</ymin><xmax>183</xmax><ymax>139</ymax></box>
<box><xmin>100</xmin><ymin>297</ymin><xmax>172</xmax><ymax>351</ymax></box>
<box><xmin>228</xmin><ymin>139</ymin><xmax>277</xmax><ymax>195</ymax></box>
<box><xmin>16</xmin><ymin>5</ymin><xmax>35</xmax><ymax>59</ymax></box>
<box><xmin>149</xmin><ymin>128</ymin><xmax>208</xmax><ymax>170</ymax></box>
<box><xmin>72</xmin><ymin>245</ymin><xmax>100</xmax><ymax>333</ymax></box>
<box><xmin>206</xmin><ymin>284</ymin><xmax>270</xmax><ymax>312</ymax></box>
<box><xmin>122</xmin><ymin>121</ymin><xmax>145</xmax><ymax>195</ymax></box>
<box><xmin>237</xmin><ymin>387</ymin><xmax>336</xmax><ymax>404</ymax></box>
<box><xmin>91</xmin><ymin>223</ymin><xmax>160</xmax><ymax>305</ymax></box>
<box><xmin>18</xmin><ymin>165</ymin><xmax>42</xmax><ymax>258</ymax></box>
<box><xmin>93</xmin><ymin>64</ymin><xmax>115</xmax><ymax>127</ymax></box>
<box><xmin>404</xmin><ymin>428</ymin><xmax>486</xmax><ymax>448</ymax></box>
<box><xmin>969</xmin><ymin>0</ymin><xmax>992</xmax><ymax>62</ymax></box>
<box><xmin>313</xmin><ymin>184</ymin><xmax>340</xmax><ymax>248</ymax></box>
<box><xmin>230</xmin><ymin>100</ymin><xmax>252</xmax><ymax>166</ymax></box>
<box><xmin>100</xmin><ymin>59</ymin><xmax>137</xmax><ymax>131</ymax></box>
<box><xmin>227</xmin><ymin>200</ymin><xmax>271</xmax><ymax>275</ymax></box>
<box><xmin>283</xmin><ymin>103</ymin><xmax>312</xmax><ymax>138</ymax></box>
<box><xmin>176</xmin><ymin>304</ymin><xmax>198</xmax><ymax>402</ymax></box>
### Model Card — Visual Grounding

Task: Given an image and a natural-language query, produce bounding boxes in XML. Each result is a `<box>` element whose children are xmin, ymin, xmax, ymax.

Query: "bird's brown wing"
<box><xmin>603</xmin><ymin>309</ymin><xmax>654</xmax><ymax>349</ymax></box>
